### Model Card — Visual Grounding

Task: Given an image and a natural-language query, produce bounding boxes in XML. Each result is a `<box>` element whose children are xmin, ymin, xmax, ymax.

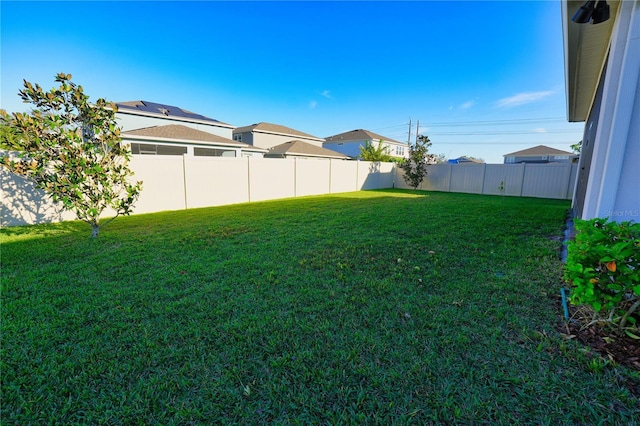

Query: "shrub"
<box><xmin>564</xmin><ymin>218</ymin><xmax>640</xmax><ymax>332</ymax></box>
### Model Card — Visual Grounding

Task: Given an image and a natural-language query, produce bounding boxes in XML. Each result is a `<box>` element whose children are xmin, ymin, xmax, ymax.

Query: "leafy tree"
<box><xmin>400</xmin><ymin>135</ymin><xmax>433</xmax><ymax>189</ymax></box>
<box><xmin>359</xmin><ymin>140</ymin><xmax>393</xmax><ymax>162</ymax></box>
<box><xmin>0</xmin><ymin>73</ymin><xmax>142</xmax><ymax>237</ymax></box>
<box><xmin>433</xmin><ymin>153</ymin><xmax>448</xmax><ymax>164</ymax></box>
<box><xmin>571</xmin><ymin>140</ymin><xmax>582</xmax><ymax>154</ymax></box>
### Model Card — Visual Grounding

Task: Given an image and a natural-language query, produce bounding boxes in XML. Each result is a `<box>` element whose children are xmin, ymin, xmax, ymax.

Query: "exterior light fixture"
<box><xmin>591</xmin><ymin>0</ymin><xmax>610</xmax><ymax>24</ymax></box>
<box><xmin>572</xmin><ymin>0</ymin><xmax>610</xmax><ymax>24</ymax></box>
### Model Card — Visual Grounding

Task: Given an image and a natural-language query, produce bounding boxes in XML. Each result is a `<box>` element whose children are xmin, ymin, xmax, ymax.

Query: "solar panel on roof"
<box><xmin>115</xmin><ymin>100</ymin><xmax>220</xmax><ymax>123</ymax></box>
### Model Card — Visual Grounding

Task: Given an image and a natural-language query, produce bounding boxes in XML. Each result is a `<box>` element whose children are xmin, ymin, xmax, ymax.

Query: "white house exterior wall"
<box><xmin>323</xmin><ymin>139</ymin><xmax>408</xmax><ymax>159</ymax></box>
<box><xmin>582</xmin><ymin>1</ymin><xmax>640</xmax><ymax>222</ymax></box>
<box><xmin>116</xmin><ymin>112</ymin><xmax>234</xmax><ymax>139</ymax></box>
<box><xmin>250</xmin><ymin>132</ymin><xmax>324</xmax><ymax>150</ymax></box>
<box><xmin>323</xmin><ymin>141</ymin><xmax>362</xmax><ymax>158</ymax></box>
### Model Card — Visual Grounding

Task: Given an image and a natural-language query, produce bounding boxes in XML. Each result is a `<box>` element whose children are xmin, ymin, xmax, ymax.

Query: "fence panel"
<box><xmin>248</xmin><ymin>158</ymin><xmax>295</xmax><ymax>202</ymax></box>
<box><xmin>483</xmin><ymin>164</ymin><xmax>526</xmax><ymax>196</ymax></box>
<box><xmin>378</xmin><ymin>162</ymin><xmax>396</xmax><ymax>189</ymax></box>
<box><xmin>295</xmin><ymin>159</ymin><xmax>331</xmax><ymax>196</ymax></box>
<box><xmin>330</xmin><ymin>160</ymin><xmax>359</xmax><ymax>193</ymax></box>
<box><xmin>129</xmin><ymin>156</ymin><xmax>186</xmax><ymax>214</ymax></box>
<box><xmin>0</xmin><ymin>170</ymin><xmax>74</xmax><ymax>226</ymax></box>
<box><xmin>449</xmin><ymin>164</ymin><xmax>485</xmax><ymax>194</ymax></box>
<box><xmin>395</xmin><ymin>163</ymin><xmax>452</xmax><ymax>191</ymax></box>
<box><xmin>184</xmin><ymin>157</ymin><xmax>249</xmax><ymax>208</ymax></box>
<box><xmin>521</xmin><ymin>163</ymin><xmax>574</xmax><ymax>199</ymax></box>
<box><xmin>1</xmin><ymin>157</ymin><xmax>578</xmax><ymax>227</ymax></box>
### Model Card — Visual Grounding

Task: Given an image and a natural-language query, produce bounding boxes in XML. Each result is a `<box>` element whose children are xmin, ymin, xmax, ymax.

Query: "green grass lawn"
<box><xmin>2</xmin><ymin>190</ymin><xmax>638</xmax><ymax>424</ymax></box>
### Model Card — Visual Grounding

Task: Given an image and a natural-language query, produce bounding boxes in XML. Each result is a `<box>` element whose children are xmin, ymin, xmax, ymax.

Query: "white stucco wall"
<box><xmin>582</xmin><ymin>1</ymin><xmax>640</xmax><ymax>222</ymax></box>
<box><xmin>116</xmin><ymin>112</ymin><xmax>234</xmax><ymax>139</ymax></box>
<box><xmin>323</xmin><ymin>139</ymin><xmax>407</xmax><ymax>159</ymax></box>
<box><xmin>251</xmin><ymin>132</ymin><xmax>324</xmax><ymax>150</ymax></box>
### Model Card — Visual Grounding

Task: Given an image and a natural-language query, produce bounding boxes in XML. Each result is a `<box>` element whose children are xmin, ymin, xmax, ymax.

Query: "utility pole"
<box><xmin>407</xmin><ymin>118</ymin><xmax>412</xmax><ymax>145</ymax></box>
<box><xmin>415</xmin><ymin>120</ymin><xmax>420</xmax><ymax>144</ymax></box>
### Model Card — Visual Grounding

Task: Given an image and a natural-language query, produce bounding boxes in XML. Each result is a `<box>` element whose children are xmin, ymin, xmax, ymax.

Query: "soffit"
<box><xmin>563</xmin><ymin>0</ymin><xmax>619</xmax><ymax>122</ymax></box>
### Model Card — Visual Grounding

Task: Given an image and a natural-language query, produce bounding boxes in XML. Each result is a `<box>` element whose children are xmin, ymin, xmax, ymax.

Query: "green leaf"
<box><xmin>625</xmin><ymin>330</ymin><xmax>640</xmax><ymax>340</ymax></box>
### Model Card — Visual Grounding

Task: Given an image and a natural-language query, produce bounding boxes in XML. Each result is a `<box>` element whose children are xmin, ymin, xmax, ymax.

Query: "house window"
<box><xmin>554</xmin><ymin>155</ymin><xmax>569</xmax><ymax>160</ymax></box>
<box><xmin>130</xmin><ymin>143</ymin><xmax>187</xmax><ymax>156</ymax></box>
<box><xmin>506</xmin><ymin>156</ymin><xmax>515</xmax><ymax>163</ymax></box>
<box><xmin>395</xmin><ymin>146</ymin><xmax>405</xmax><ymax>156</ymax></box>
<box><xmin>194</xmin><ymin>147</ymin><xmax>236</xmax><ymax>157</ymax></box>
<box><xmin>233</xmin><ymin>134</ymin><xmax>242</xmax><ymax>142</ymax></box>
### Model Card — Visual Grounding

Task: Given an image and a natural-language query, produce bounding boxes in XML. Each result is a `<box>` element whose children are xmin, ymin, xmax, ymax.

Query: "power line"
<box><xmin>426</xmin><ymin>117</ymin><xmax>568</xmax><ymax>127</ymax></box>
<box><xmin>372</xmin><ymin>117</ymin><xmax>572</xmax><ymax>133</ymax></box>
<box><xmin>429</xmin><ymin>129</ymin><xmax>579</xmax><ymax>136</ymax></box>
<box><xmin>432</xmin><ymin>141</ymin><xmax>574</xmax><ymax>145</ymax></box>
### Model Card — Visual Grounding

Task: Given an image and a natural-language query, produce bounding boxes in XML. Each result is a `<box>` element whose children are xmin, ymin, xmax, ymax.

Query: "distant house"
<box><xmin>503</xmin><ymin>145</ymin><xmax>575</xmax><ymax>164</ymax></box>
<box><xmin>122</xmin><ymin>125</ymin><xmax>266</xmax><ymax>158</ymax></box>
<box><xmin>323</xmin><ymin>129</ymin><xmax>408</xmax><ymax>160</ymax></box>
<box><xmin>115</xmin><ymin>100</ymin><xmax>234</xmax><ymax>139</ymax></box>
<box><xmin>264</xmin><ymin>140</ymin><xmax>349</xmax><ymax>160</ymax></box>
<box><xmin>448</xmin><ymin>156</ymin><xmax>483</xmax><ymax>164</ymax></box>
<box><xmin>562</xmin><ymin>0</ymin><xmax>639</xmax><ymax>223</ymax></box>
<box><xmin>233</xmin><ymin>122</ymin><xmax>325</xmax><ymax>150</ymax></box>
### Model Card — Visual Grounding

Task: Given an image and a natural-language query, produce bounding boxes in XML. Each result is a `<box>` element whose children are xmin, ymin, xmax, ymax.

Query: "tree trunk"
<box><xmin>91</xmin><ymin>223</ymin><xmax>99</xmax><ymax>238</ymax></box>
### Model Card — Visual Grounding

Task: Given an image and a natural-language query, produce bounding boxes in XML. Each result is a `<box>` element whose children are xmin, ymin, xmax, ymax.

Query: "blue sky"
<box><xmin>1</xmin><ymin>0</ymin><xmax>584</xmax><ymax>163</ymax></box>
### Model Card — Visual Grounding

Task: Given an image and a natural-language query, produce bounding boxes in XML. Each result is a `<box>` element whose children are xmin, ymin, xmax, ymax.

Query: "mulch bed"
<box><xmin>555</xmin><ymin>295</ymin><xmax>640</xmax><ymax>398</ymax></box>
<box><xmin>559</xmin><ymin>318</ymin><xmax>640</xmax><ymax>372</ymax></box>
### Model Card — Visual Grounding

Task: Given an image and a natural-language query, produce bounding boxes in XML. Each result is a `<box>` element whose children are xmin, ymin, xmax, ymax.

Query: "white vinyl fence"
<box><xmin>395</xmin><ymin>162</ymin><xmax>578</xmax><ymax>200</ymax></box>
<box><xmin>1</xmin><ymin>157</ymin><xmax>576</xmax><ymax>227</ymax></box>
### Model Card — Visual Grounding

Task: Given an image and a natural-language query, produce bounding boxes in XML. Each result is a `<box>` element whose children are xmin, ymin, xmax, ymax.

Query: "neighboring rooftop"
<box><xmin>122</xmin><ymin>124</ymin><xmax>253</xmax><ymax>148</ymax></box>
<box><xmin>267</xmin><ymin>140</ymin><xmax>349</xmax><ymax>159</ymax></box>
<box><xmin>325</xmin><ymin>129</ymin><xmax>403</xmax><ymax>144</ymax></box>
<box><xmin>448</xmin><ymin>156</ymin><xmax>484</xmax><ymax>164</ymax></box>
<box><xmin>233</xmin><ymin>122</ymin><xmax>323</xmax><ymax>140</ymax></box>
<box><xmin>116</xmin><ymin>100</ymin><xmax>225</xmax><ymax>124</ymax></box>
<box><xmin>504</xmin><ymin>145</ymin><xmax>574</xmax><ymax>157</ymax></box>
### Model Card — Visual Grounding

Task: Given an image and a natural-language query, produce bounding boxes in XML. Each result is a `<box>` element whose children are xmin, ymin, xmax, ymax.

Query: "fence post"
<box><xmin>247</xmin><ymin>156</ymin><xmax>251</xmax><ymax>202</ymax></box>
<box><xmin>329</xmin><ymin>159</ymin><xmax>333</xmax><ymax>194</ymax></box>
<box><xmin>480</xmin><ymin>163</ymin><xmax>487</xmax><ymax>194</ymax></box>
<box><xmin>182</xmin><ymin>154</ymin><xmax>188</xmax><ymax>209</ymax></box>
<box><xmin>564</xmin><ymin>163</ymin><xmax>574</xmax><ymax>200</ymax></box>
<box><xmin>518</xmin><ymin>163</ymin><xmax>526</xmax><ymax>196</ymax></box>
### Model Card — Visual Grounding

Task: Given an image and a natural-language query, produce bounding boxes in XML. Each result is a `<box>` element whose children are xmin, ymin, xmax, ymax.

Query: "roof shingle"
<box><xmin>267</xmin><ymin>140</ymin><xmax>349</xmax><ymax>159</ymax></box>
<box><xmin>123</xmin><ymin>124</ymin><xmax>250</xmax><ymax>147</ymax></box>
<box><xmin>233</xmin><ymin>122</ymin><xmax>323</xmax><ymax>140</ymax></box>
<box><xmin>324</xmin><ymin>129</ymin><xmax>403</xmax><ymax>144</ymax></box>
<box><xmin>504</xmin><ymin>145</ymin><xmax>573</xmax><ymax>157</ymax></box>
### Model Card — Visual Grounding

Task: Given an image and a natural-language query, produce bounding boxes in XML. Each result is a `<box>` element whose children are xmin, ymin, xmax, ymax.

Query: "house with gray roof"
<box><xmin>448</xmin><ymin>156</ymin><xmax>484</xmax><ymax>164</ymax></box>
<box><xmin>264</xmin><ymin>140</ymin><xmax>349</xmax><ymax>160</ymax></box>
<box><xmin>122</xmin><ymin>124</ymin><xmax>266</xmax><ymax>158</ymax></box>
<box><xmin>323</xmin><ymin>129</ymin><xmax>408</xmax><ymax>160</ymax></box>
<box><xmin>233</xmin><ymin>122</ymin><xmax>325</xmax><ymax>150</ymax></box>
<box><xmin>115</xmin><ymin>100</ymin><xmax>265</xmax><ymax>157</ymax></box>
<box><xmin>503</xmin><ymin>145</ymin><xmax>576</xmax><ymax>164</ymax></box>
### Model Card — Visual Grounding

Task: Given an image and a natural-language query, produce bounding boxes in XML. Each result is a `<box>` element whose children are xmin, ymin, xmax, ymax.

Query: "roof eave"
<box><xmin>563</xmin><ymin>0</ymin><xmax>618</xmax><ymax>122</ymax></box>
<box><xmin>121</xmin><ymin>133</ymin><xmax>248</xmax><ymax>149</ymax></box>
<box><xmin>252</xmin><ymin>129</ymin><xmax>324</xmax><ymax>142</ymax></box>
<box><xmin>115</xmin><ymin>108</ymin><xmax>235</xmax><ymax>129</ymax></box>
